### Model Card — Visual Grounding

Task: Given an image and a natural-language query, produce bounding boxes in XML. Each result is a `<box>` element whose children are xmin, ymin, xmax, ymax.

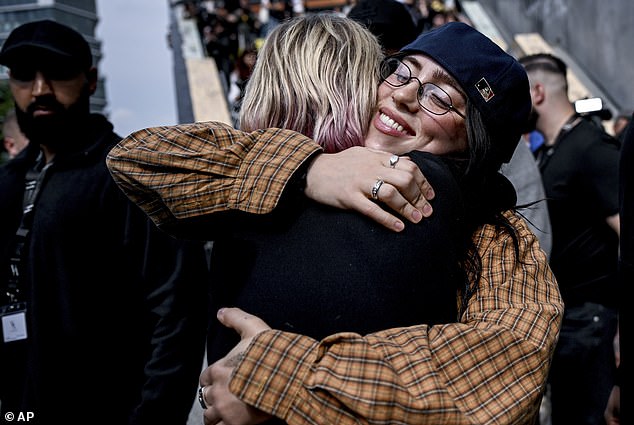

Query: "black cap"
<box><xmin>0</xmin><ymin>20</ymin><xmax>92</xmax><ymax>71</ymax></box>
<box><xmin>348</xmin><ymin>0</ymin><xmax>418</xmax><ymax>54</ymax></box>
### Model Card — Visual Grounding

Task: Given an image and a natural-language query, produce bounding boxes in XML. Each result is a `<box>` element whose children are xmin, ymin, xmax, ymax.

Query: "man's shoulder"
<box><xmin>552</xmin><ymin>119</ymin><xmax>619</xmax><ymax>170</ymax></box>
<box><xmin>573</xmin><ymin>119</ymin><xmax>620</xmax><ymax>148</ymax></box>
<box><xmin>89</xmin><ymin>114</ymin><xmax>120</xmax><ymax>145</ymax></box>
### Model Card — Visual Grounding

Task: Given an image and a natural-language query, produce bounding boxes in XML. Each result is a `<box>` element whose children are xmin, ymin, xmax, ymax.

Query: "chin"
<box><xmin>366</xmin><ymin>132</ymin><xmax>402</xmax><ymax>151</ymax></box>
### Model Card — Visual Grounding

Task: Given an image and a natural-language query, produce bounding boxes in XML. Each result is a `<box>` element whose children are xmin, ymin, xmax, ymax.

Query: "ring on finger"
<box><xmin>371</xmin><ymin>179</ymin><xmax>384</xmax><ymax>200</ymax></box>
<box><xmin>198</xmin><ymin>385</ymin><xmax>209</xmax><ymax>409</ymax></box>
<box><xmin>389</xmin><ymin>155</ymin><xmax>400</xmax><ymax>168</ymax></box>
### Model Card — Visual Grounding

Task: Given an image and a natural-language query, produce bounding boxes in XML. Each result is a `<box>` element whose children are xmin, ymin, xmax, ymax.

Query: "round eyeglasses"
<box><xmin>380</xmin><ymin>57</ymin><xmax>466</xmax><ymax>119</ymax></box>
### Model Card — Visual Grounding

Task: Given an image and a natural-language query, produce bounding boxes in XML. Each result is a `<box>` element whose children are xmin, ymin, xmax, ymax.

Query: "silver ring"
<box><xmin>371</xmin><ymin>179</ymin><xmax>384</xmax><ymax>200</ymax></box>
<box><xmin>198</xmin><ymin>385</ymin><xmax>208</xmax><ymax>409</ymax></box>
<box><xmin>389</xmin><ymin>155</ymin><xmax>400</xmax><ymax>168</ymax></box>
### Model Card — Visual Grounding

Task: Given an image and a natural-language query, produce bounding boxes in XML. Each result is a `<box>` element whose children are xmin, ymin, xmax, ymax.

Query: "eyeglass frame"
<box><xmin>379</xmin><ymin>57</ymin><xmax>466</xmax><ymax>119</ymax></box>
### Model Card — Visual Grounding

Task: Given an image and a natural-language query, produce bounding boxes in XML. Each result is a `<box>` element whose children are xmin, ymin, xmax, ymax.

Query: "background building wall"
<box><xmin>478</xmin><ymin>0</ymin><xmax>634</xmax><ymax>115</ymax></box>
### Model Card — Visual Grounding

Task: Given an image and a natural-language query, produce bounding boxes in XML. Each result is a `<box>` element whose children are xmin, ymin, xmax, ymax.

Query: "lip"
<box><xmin>373</xmin><ymin>109</ymin><xmax>415</xmax><ymax>137</ymax></box>
<box><xmin>32</xmin><ymin>108</ymin><xmax>54</xmax><ymax>117</ymax></box>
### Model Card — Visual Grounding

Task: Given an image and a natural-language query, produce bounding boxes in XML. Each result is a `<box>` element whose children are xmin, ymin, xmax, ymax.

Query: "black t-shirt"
<box><xmin>537</xmin><ymin>118</ymin><xmax>620</xmax><ymax>307</ymax></box>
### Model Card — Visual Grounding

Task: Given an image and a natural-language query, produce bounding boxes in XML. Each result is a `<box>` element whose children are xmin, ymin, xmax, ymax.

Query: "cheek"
<box><xmin>422</xmin><ymin>139</ymin><xmax>467</xmax><ymax>155</ymax></box>
<box><xmin>52</xmin><ymin>82</ymin><xmax>85</xmax><ymax>107</ymax></box>
<box><xmin>416</xmin><ymin>117</ymin><xmax>468</xmax><ymax>155</ymax></box>
<box><xmin>377</xmin><ymin>83</ymin><xmax>392</xmax><ymax>101</ymax></box>
<box><xmin>450</xmin><ymin>121</ymin><xmax>469</xmax><ymax>152</ymax></box>
<box><xmin>9</xmin><ymin>84</ymin><xmax>32</xmax><ymax>111</ymax></box>
<box><xmin>441</xmin><ymin>130</ymin><xmax>468</xmax><ymax>154</ymax></box>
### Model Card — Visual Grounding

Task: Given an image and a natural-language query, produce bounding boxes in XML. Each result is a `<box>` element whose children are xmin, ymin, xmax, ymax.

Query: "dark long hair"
<box><xmin>448</xmin><ymin>101</ymin><xmax>522</xmax><ymax>314</ymax></box>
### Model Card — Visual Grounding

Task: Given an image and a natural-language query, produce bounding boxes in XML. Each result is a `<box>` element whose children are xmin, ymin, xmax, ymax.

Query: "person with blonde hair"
<box><xmin>239</xmin><ymin>13</ymin><xmax>379</xmax><ymax>153</ymax></box>
<box><xmin>108</xmin><ymin>19</ymin><xmax>563</xmax><ymax>425</ymax></box>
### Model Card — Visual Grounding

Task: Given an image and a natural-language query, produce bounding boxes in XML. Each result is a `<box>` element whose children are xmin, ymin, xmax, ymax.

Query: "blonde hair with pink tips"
<box><xmin>239</xmin><ymin>14</ymin><xmax>382</xmax><ymax>153</ymax></box>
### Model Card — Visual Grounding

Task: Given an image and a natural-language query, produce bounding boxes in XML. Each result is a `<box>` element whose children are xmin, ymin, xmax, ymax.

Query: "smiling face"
<box><xmin>365</xmin><ymin>54</ymin><xmax>469</xmax><ymax>156</ymax></box>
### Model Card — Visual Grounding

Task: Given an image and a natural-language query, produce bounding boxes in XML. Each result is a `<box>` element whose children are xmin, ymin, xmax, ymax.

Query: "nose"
<box><xmin>31</xmin><ymin>71</ymin><xmax>54</xmax><ymax>97</ymax></box>
<box><xmin>390</xmin><ymin>80</ymin><xmax>420</xmax><ymax>113</ymax></box>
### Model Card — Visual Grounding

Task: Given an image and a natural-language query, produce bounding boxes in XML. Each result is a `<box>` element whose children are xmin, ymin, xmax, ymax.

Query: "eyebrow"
<box><xmin>431</xmin><ymin>68</ymin><xmax>464</xmax><ymax>95</ymax></box>
<box><xmin>404</xmin><ymin>56</ymin><xmax>466</xmax><ymax>98</ymax></box>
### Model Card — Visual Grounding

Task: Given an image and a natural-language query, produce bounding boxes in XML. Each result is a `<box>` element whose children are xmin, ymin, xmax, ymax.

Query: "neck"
<box><xmin>538</xmin><ymin>104</ymin><xmax>577</xmax><ymax>146</ymax></box>
<box><xmin>41</xmin><ymin>145</ymin><xmax>56</xmax><ymax>163</ymax></box>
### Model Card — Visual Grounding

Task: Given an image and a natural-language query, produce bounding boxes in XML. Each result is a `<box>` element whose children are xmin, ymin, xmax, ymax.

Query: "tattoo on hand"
<box><xmin>227</xmin><ymin>352</ymin><xmax>245</xmax><ymax>368</ymax></box>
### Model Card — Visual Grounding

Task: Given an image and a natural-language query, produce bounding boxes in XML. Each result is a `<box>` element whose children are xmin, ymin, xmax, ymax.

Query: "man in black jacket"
<box><xmin>520</xmin><ymin>52</ymin><xmax>620</xmax><ymax>425</ymax></box>
<box><xmin>0</xmin><ymin>20</ymin><xmax>208</xmax><ymax>425</ymax></box>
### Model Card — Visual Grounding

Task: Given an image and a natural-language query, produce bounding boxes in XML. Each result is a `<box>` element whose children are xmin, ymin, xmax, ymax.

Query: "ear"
<box><xmin>86</xmin><ymin>67</ymin><xmax>98</xmax><ymax>95</ymax></box>
<box><xmin>4</xmin><ymin>136</ymin><xmax>15</xmax><ymax>154</ymax></box>
<box><xmin>531</xmin><ymin>83</ymin><xmax>546</xmax><ymax>106</ymax></box>
<box><xmin>4</xmin><ymin>136</ymin><xmax>13</xmax><ymax>149</ymax></box>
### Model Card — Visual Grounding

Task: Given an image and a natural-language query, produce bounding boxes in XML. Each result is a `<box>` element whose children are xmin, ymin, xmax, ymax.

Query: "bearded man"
<box><xmin>0</xmin><ymin>20</ymin><xmax>208</xmax><ymax>425</ymax></box>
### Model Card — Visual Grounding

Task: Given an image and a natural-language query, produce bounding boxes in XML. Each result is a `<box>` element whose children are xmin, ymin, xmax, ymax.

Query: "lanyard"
<box><xmin>5</xmin><ymin>153</ymin><xmax>53</xmax><ymax>302</ymax></box>
<box><xmin>536</xmin><ymin>114</ymin><xmax>581</xmax><ymax>172</ymax></box>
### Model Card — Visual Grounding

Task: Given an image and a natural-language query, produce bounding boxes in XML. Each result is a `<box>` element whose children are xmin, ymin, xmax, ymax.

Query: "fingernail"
<box><xmin>394</xmin><ymin>221</ymin><xmax>405</xmax><ymax>232</ymax></box>
<box><xmin>217</xmin><ymin>308</ymin><xmax>225</xmax><ymax>318</ymax></box>
<box><xmin>422</xmin><ymin>203</ymin><xmax>433</xmax><ymax>217</ymax></box>
<box><xmin>411</xmin><ymin>209</ymin><xmax>422</xmax><ymax>222</ymax></box>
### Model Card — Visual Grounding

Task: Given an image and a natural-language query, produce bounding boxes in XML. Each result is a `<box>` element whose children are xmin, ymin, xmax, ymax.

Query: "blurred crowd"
<box><xmin>180</xmin><ymin>0</ymin><xmax>471</xmax><ymax>127</ymax></box>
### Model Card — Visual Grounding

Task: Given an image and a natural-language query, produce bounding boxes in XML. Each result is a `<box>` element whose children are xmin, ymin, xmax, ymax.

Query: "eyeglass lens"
<box><xmin>380</xmin><ymin>58</ymin><xmax>457</xmax><ymax>116</ymax></box>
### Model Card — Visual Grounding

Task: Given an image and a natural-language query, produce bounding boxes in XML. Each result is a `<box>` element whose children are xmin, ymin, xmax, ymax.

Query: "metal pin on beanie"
<box><xmin>476</xmin><ymin>78</ymin><xmax>495</xmax><ymax>102</ymax></box>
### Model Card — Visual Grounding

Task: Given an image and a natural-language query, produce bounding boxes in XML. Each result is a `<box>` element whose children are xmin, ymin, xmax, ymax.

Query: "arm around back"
<box><xmin>106</xmin><ymin>121</ymin><xmax>322</xmax><ymax>234</ymax></box>
<box><xmin>228</xmin><ymin>212</ymin><xmax>563</xmax><ymax>425</ymax></box>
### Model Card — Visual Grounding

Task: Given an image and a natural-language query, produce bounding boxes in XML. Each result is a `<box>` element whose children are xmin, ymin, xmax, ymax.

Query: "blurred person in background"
<box><xmin>2</xmin><ymin>109</ymin><xmax>29</xmax><ymax>162</ymax></box>
<box><xmin>227</xmin><ymin>46</ymin><xmax>258</xmax><ymax>127</ymax></box>
<box><xmin>613</xmin><ymin>110</ymin><xmax>631</xmax><ymax>143</ymax></box>
<box><xmin>258</xmin><ymin>0</ymin><xmax>304</xmax><ymax>37</ymax></box>
<box><xmin>347</xmin><ymin>0</ymin><xmax>418</xmax><ymax>55</ymax></box>
<box><xmin>0</xmin><ymin>20</ymin><xmax>208</xmax><ymax>425</ymax></box>
<box><xmin>604</xmin><ymin>112</ymin><xmax>632</xmax><ymax>425</ymax></box>
<box><xmin>520</xmin><ymin>52</ymin><xmax>620</xmax><ymax>425</ymax></box>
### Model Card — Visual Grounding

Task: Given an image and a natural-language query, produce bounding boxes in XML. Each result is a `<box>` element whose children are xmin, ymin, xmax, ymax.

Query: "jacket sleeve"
<box><xmin>124</xmin><ymin>203</ymin><xmax>210</xmax><ymax>425</ymax></box>
<box><xmin>106</xmin><ymin>121</ymin><xmax>322</xmax><ymax>231</ymax></box>
<box><xmin>228</xmin><ymin>212</ymin><xmax>564</xmax><ymax>425</ymax></box>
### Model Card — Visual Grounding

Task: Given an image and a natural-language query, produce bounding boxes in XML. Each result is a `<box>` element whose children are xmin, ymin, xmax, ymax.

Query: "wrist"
<box><xmin>291</xmin><ymin>153</ymin><xmax>320</xmax><ymax>196</ymax></box>
<box><xmin>229</xmin><ymin>330</ymin><xmax>319</xmax><ymax>420</ymax></box>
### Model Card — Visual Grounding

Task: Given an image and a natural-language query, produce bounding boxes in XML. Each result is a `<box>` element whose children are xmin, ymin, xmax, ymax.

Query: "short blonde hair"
<box><xmin>239</xmin><ymin>14</ymin><xmax>382</xmax><ymax>152</ymax></box>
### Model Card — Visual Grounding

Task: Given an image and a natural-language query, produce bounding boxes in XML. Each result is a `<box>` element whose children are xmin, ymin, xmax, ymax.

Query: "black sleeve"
<box><xmin>616</xmin><ymin>116</ymin><xmax>633</xmax><ymax>393</ymax></box>
<box><xmin>127</xmin><ymin>207</ymin><xmax>209</xmax><ymax>425</ymax></box>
